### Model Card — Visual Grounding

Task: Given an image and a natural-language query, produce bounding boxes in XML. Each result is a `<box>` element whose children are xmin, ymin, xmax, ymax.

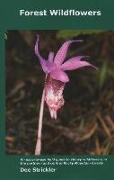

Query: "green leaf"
<box><xmin>57</xmin><ymin>30</ymin><xmax>103</xmax><ymax>39</ymax></box>
<box><xmin>99</xmin><ymin>61</ymin><xmax>108</xmax><ymax>89</ymax></box>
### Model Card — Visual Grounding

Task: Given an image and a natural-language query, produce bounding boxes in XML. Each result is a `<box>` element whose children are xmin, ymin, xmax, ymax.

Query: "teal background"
<box><xmin>0</xmin><ymin>0</ymin><xmax>114</xmax><ymax>179</ymax></box>
<box><xmin>0</xmin><ymin>0</ymin><xmax>114</xmax><ymax>29</ymax></box>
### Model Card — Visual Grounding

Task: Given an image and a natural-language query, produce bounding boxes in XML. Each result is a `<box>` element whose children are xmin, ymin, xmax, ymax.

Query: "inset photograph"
<box><xmin>6</xmin><ymin>30</ymin><xmax>114</xmax><ymax>155</ymax></box>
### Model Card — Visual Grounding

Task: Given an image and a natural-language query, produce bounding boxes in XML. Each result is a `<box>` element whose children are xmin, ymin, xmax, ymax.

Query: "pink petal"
<box><xmin>50</xmin><ymin>69</ymin><xmax>69</xmax><ymax>82</ymax></box>
<box><xmin>48</xmin><ymin>52</ymin><xmax>54</xmax><ymax>63</ymax></box>
<box><xmin>35</xmin><ymin>35</ymin><xmax>49</xmax><ymax>73</ymax></box>
<box><xmin>54</xmin><ymin>40</ymin><xmax>81</xmax><ymax>65</ymax></box>
<box><xmin>35</xmin><ymin>35</ymin><xmax>44</xmax><ymax>61</ymax></box>
<box><xmin>46</xmin><ymin>62</ymin><xmax>57</xmax><ymax>72</ymax></box>
<box><xmin>61</xmin><ymin>56</ymin><xmax>96</xmax><ymax>71</ymax></box>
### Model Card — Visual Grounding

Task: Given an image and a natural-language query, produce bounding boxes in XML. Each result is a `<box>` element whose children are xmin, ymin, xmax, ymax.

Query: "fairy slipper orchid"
<box><xmin>34</xmin><ymin>35</ymin><xmax>97</xmax><ymax>155</ymax></box>
<box><xmin>35</xmin><ymin>35</ymin><xmax>96</xmax><ymax>119</ymax></box>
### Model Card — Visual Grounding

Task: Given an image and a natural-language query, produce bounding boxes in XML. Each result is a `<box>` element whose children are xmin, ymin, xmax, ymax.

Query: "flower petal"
<box><xmin>35</xmin><ymin>35</ymin><xmax>44</xmax><ymax>61</ymax></box>
<box><xmin>46</xmin><ymin>62</ymin><xmax>57</xmax><ymax>72</ymax></box>
<box><xmin>50</xmin><ymin>69</ymin><xmax>69</xmax><ymax>82</ymax></box>
<box><xmin>54</xmin><ymin>40</ymin><xmax>81</xmax><ymax>65</ymax></box>
<box><xmin>35</xmin><ymin>35</ymin><xmax>49</xmax><ymax>73</ymax></box>
<box><xmin>61</xmin><ymin>56</ymin><xmax>96</xmax><ymax>71</ymax></box>
<box><xmin>48</xmin><ymin>51</ymin><xmax>54</xmax><ymax>63</ymax></box>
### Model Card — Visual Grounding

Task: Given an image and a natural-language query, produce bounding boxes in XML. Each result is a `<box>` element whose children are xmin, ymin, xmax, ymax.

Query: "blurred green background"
<box><xmin>6</xmin><ymin>30</ymin><xmax>114</xmax><ymax>155</ymax></box>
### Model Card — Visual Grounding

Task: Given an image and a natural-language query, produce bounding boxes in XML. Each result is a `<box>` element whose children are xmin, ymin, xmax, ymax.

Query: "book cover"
<box><xmin>0</xmin><ymin>0</ymin><xmax>114</xmax><ymax>179</ymax></box>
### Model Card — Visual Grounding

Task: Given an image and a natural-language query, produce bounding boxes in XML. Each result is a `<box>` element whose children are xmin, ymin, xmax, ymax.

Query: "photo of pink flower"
<box><xmin>6</xmin><ymin>30</ymin><xmax>114</xmax><ymax>155</ymax></box>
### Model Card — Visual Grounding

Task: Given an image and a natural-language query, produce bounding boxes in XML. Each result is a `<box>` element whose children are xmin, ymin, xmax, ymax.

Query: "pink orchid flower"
<box><xmin>35</xmin><ymin>35</ymin><xmax>96</xmax><ymax>119</ymax></box>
